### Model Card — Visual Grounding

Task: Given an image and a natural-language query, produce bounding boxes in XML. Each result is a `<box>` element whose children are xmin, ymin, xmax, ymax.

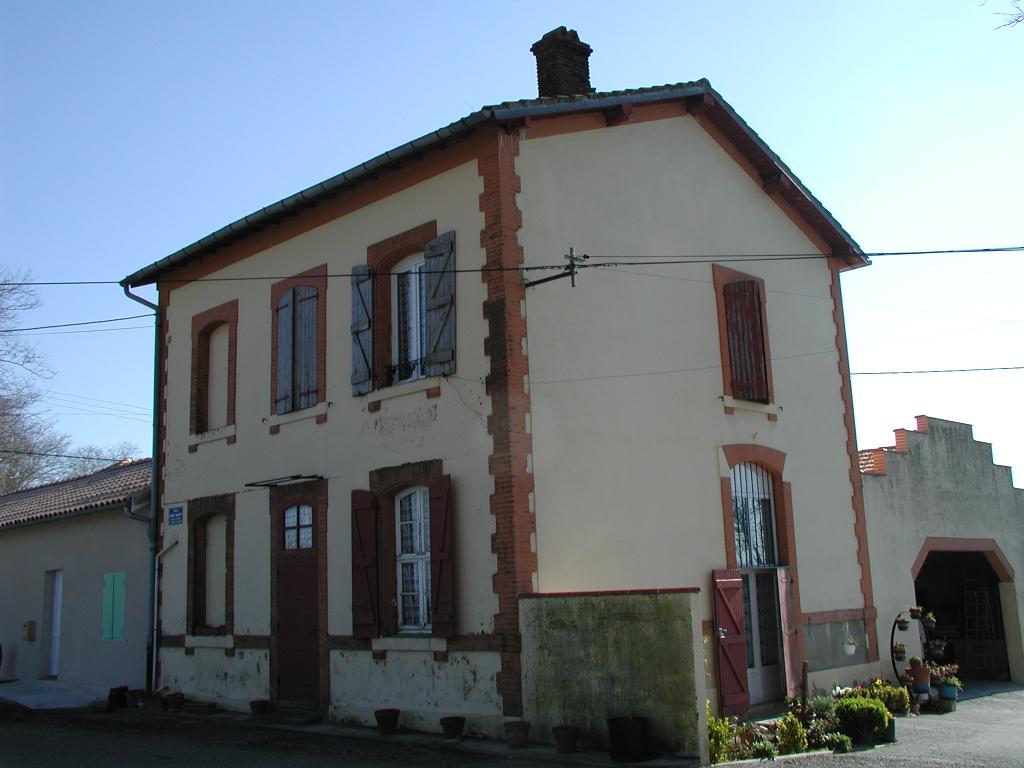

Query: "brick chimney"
<box><xmin>530</xmin><ymin>27</ymin><xmax>593</xmax><ymax>98</ymax></box>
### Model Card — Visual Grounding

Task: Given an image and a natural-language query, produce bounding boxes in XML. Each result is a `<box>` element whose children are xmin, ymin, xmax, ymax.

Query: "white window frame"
<box><xmin>395</xmin><ymin>486</ymin><xmax>431</xmax><ymax>632</ymax></box>
<box><xmin>390</xmin><ymin>254</ymin><xmax>427</xmax><ymax>384</ymax></box>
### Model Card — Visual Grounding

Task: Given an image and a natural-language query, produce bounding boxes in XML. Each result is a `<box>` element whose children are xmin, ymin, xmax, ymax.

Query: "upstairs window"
<box><xmin>351</xmin><ymin>225</ymin><xmax>456</xmax><ymax>395</ymax></box>
<box><xmin>391</xmin><ymin>256</ymin><xmax>428</xmax><ymax>384</ymax></box>
<box><xmin>272</xmin><ymin>266</ymin><xmax>327</xmax><ymax>414</ymax></box>
<box><xmin>713</xmin><ymin>264</ymin><xmax>773</xmax><ymax>404</ymax></box>
<box><xmin>190</xmin><ymin>300</ymin><xmax>238</xmax><ymax>435</ymax></box>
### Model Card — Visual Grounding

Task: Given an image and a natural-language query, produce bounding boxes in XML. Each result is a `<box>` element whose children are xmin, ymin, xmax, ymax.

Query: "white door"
<box><xmin>48</xmin><ymin>570</ymin><xmax>63</xmax><ymax>677</ymax></box>
<box><xmin>741</xmin><ymin>569</ymin><xmax>783</xmax><ymax>705</ymax></box>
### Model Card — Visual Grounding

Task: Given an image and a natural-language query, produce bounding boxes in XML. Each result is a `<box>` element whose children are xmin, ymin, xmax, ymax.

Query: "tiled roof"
<box><xmin>0</xmin><ymin>458</ymin><xmax>151</xmax><ymax>530</ymax></box>
<box><xmin>122</xmin><ymin>78</ymin><xmax>863</xmax><ymax>288</ymax></box>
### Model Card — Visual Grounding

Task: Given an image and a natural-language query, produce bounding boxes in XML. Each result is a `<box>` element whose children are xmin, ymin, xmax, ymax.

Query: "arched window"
<box><xmin>395</xmin><ymin>486</ymin><xmax>431</xmax><ymax>631</ymax></box>
<box><xmin>730</xmin><ymin>462</ymin><xmax>778</xmax><ymax>568</ymax></box>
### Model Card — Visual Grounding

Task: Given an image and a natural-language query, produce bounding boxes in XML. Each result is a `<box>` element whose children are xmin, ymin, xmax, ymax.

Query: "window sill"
<box><xmin>185</xmin><ymin>634</ymin><xmax>233</xmax><ymax>649</ymax></box>
<box><xmin>366</xmin><ymin>377</ymin><xmax>442</xmax><ymax>411</ymax></box>
<box><xmin>371</xmin><ymin>635</ymin><xmax>447</xmax><ymax>653</ymax></box>
<box><xmin>188</xmin><ymin>424</ymin><xmax>236</xmax><ymax>452</ymax></box>
<box><xmin>721</xmin><ymin>395</ymin><xmax>782</xmax><ymax>421</ymax></box>
<box><xmin>265</xmin><ymin>401</ymin><xmax>330</xmax><ymax>433</ymax></box>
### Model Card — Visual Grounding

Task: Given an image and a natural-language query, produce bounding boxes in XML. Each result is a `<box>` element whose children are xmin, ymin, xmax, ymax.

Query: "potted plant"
<box><xmin>843</xmin><ymin>636</ymin><xmax>857</xmax><ymax>656</ymax></box>
<box><xmin>940</xmin><ymin>676</ymin><xmax>963</xmax><ymax>701</ymax></box>
<box><xmin>922</xmin><ymin>612</ymin><xmax>937</xmax><ymax>630</ymax></box>
<box><xmin>374</xmin><ymin>708</ymin><xmax>400</xmax><ymax>735</ymax></box>
<box><xmin>552</xmin><ymin>724</ymin><xmax>580</xmax><ymax>754</ymax></box>
<box><xmin>440</xmin><ymin>715</ymin><xmax>466</xmax><ymax>738</ymax></box>
<box><xmin>928</xmin><ymin>639</ymin><xmax>946</xmax><ymax>660</ymax></box>
<box><xmin>908</xmin><ymin>658</ymin><xmax>930</xmax><ymax>692</ymax></box>
<box><xmin>503</xmin><ymin>720</ymin><xmax>530</xmax><ymax>748</ymax></box>
<box><xmin>892</xmin><ymin>642</ymin><xmax>906</xmax><ymax>661</ymax></box>
<box><xmin>896</xmin><ymin>614</ymin><xmax>910</xmax><ymax>631</ymax></box>
<box><xmin>909</xmin><ymin>606</ymin><xmax>923</xmax><ymax>620</ymax></box>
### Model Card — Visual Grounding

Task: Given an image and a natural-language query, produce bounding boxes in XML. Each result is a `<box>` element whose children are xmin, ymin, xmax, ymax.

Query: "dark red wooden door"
<box><xmin>276</xmin><ymin>504</ymin><xmax>319</xmax><ymax>706</ymax></box>
<box><xmin>713</xmin><ymin>569</ymin><xmax>750</xmax><ymax>716</ymax></box>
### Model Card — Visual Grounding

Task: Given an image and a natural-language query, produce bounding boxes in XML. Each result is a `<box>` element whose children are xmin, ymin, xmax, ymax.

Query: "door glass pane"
<box><xmin>299</xmin><ymin>505</ymin><xmax>313</xmax><ymax>526</ymax></box>
<box><xmin>299</xmin><ymin>526</ymin><xmax>313</xmax><ymax>549</ymax></box>
<box><xmin>731</xmin><ymin>463</ymin><xmax>778</xmax><ymax>567</ymax></box>
<box><xmin>284</xmin><ymin>507</ymin><xmax>297</xmax><ymax>528</ymax></box>
<box><xmin>742</xmin><ymin>574</ymin><xmax>754</xmax><ymax>669</ymax></box>
<box><xmin>284</xmin><ymin>529</ymin><xmax>298</xmax><ymax>550</ymax></box>
<box><xmin>756</xmin><ymin>571</ymin><xmax>780</xmax><ymax>666</ymax></box>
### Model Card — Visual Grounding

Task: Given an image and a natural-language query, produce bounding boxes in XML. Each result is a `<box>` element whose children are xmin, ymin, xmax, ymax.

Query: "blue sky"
<box><xmin>2</xmin><ymin>1</ymin><xmax>1022</xmax><ymax>481</ymax></box>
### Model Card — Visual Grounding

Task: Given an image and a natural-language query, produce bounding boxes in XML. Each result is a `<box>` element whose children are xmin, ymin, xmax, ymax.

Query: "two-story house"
<box><xmin>122</xmin><ymin>27</ymin><xmax>875</xmax><ymax>753</ymax></box>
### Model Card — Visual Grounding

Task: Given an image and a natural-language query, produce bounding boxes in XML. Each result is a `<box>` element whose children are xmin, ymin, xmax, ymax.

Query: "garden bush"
<box><xmin>706</xmin><ymin>701</ymin><xmax>734</xmax><ymax>764</ymax></box>
<box><xmin>834</xmin><ymin>697</ymin><xmax>890</xmax><ymax>744</ymax></box>
<box><xmin>835</xmin><ymin>680</ymin><xmax>909</xmax><ymax>714</ymax></box>
<box><xmin>775</xmin><ymin>712</ymin><xmax>808</xmax><ymax>754</ymax></box>
<box><xmin>748</xmin><ymin>739</ymin><xmax>778</xmax><ymax>760</ymax></box>
<box><xmin>807</xmin><ymin>713</ymin><xmax>841</xmax><ymax>748</ymax></box>
<box><xmin>820</xmin><ymin>732</ymin><xmax>853</xmax><ymax>754</ymax></box>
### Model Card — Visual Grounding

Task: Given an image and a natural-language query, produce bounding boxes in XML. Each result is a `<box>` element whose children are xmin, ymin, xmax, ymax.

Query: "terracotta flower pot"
<box><xmin>440</xmin><ymin>715</ymin><xmax>465</xmax><ymax>738</ymax></box>
<box><xmin>375</xmin><ymin>708</ymin><xmax>400</xmax><ymax>735</ymax></box>
<box><xmin>552</xmin><ymin>724</ymin><xmax>580</xmax><ymax>754</ymax></box>
<box><xmin>911</xmin><ymin>666</ymin><xmax>931</xmax><ymax>693</ymax></box>
<box><xmin>504</xmin><ymin>720</ymin><xmax>530</xmax><ymax>748</ymax></box>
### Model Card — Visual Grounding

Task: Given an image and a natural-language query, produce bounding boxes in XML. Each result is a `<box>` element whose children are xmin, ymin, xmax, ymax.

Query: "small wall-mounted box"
<box><xmin>22</xmin><ymin>620</ymin><xmax>36</xmax><ymax>642</ymax></box>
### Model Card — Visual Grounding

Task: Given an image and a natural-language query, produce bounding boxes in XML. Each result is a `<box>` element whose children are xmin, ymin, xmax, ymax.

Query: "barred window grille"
<box><xmin>731</xmin><ymin>462</ymin><xmax>778</xmax><ymax>568</ymax></box>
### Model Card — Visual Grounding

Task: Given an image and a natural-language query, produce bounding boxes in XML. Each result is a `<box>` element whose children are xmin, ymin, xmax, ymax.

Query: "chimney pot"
<box><xmin>530</xmin><ymin>26</ymin><xmax>594</xmax><ymax>98</ymax></box>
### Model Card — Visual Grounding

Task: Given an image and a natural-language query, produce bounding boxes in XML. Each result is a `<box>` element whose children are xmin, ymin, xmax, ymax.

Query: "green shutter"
<box><xmin>101</xmin><ymin>572</ymin><xmax>126</xmax><ymax>641</ymax></box>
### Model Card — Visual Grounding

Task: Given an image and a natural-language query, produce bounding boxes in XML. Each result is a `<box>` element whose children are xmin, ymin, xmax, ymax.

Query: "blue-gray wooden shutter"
<box><xmin>294</xmin><ymin>285</ymin><xmax>318</xmax><ymax>409</ymax></box>
<box><xmin>423</xmin><ymin>231</ymin><xmax>455</xmax><ymax>377</ymax></box>
<box><xmin>275</xmin><ymin>289</ymin><xmax>294</xmax><ymax>414</ymax></box>
<box><xmin>350</xmin><ymin>265</ymin><xmax>374</xmax><ymax>395</ymax></box>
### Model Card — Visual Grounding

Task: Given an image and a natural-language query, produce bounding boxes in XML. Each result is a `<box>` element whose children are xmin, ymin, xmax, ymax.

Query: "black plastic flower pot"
<box><xmin>374</xmin><ymin>708</ymin><xmax>400</xmax><ymax>735</ymax></box>
<box><xmin>552</xmin><ymin>724</ymin><xmax>580</xmax><ymax>754</ymax></box>
<box><xmin>608</xmin><ymin>716</ymin><xmax>647</xmax><ymax>762</ymax></box>
<box><xmin>440</xmin><ymin>715</ymin><xmax>465</xmax><ymax>738</ymax></box>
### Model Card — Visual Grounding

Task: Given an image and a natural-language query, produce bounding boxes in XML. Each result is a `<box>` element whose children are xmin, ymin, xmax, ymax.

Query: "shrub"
<box><xmin>834</xmin><ymin>680</ymin><xmax>909</xmax><ymax>714</ymax></box>
<box><xmin>820</xmin><ymin>732</ymin><xmax>853</xmax><ymax>754</ymax></box>
<box><xmin>807</xmin><ymin>713</ymin><xmax>841</xmax><ymax>748</ymax></box>
<box><xmin>834</xmin><ymin>697</ymin><xmax>890</xmax><ymax>744</ymax></box>
<box><xmin>942</xmin><ymin>676</ymin><xmax>963</xmax><ymax>691</ymax></box>
<box><xmin>775</xmin><ymin>712</ymin><xmax>808</xmax><ymax>755</ymax></box>
<box><xmin>748</xmin><ymin>739</ymin><xmax>778</xmax><ymax>760</ymax></box>
<box><xmin>706</xmin><ymin>701</ymin><xmax>734</xmax><ymax>765</ymax></box>
<box><xmin>808</xmin><ymin>694</ymin><xmax>836</xmax><ymax>719</ymax></box>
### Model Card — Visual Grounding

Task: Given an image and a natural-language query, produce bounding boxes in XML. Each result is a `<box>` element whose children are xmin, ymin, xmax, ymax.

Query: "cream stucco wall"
<box><xmin>157</xmin><ymin>160</ymin><xmax>504</xmax><ymax>714</ymax></box>
<box><xmin>0</xmin><ymin>506</ymin><xmax>150</xmax><ymax>692</ymax></box>
<box><xmin>863</xmin><ymin>417</ymin><xmax>1024</xmax><ymax>683</ymax></box>
<box><xmin>517</xmin><ymin>116</ymin><xmax>865</xmax><ymax>622</ymax></box>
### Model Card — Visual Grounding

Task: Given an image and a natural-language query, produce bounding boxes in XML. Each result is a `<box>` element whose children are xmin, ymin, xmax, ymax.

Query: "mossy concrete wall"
<box><xmin>520</xmin><ymin>590</ymin><xmax>707</xmax><ymax>762</ymax></box>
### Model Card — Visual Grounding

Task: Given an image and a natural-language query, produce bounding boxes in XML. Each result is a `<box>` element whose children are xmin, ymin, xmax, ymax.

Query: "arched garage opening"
<box><xmin>912</xmin><ymin>539</ymin><xmax>1013</xmax><ymax>681</ymax></box>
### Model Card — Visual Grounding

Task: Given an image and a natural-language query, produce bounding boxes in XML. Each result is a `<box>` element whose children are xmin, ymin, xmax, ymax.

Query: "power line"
<box><xmin>0</xmin><ymin>313</ymin><xmax>153</xmax><ymax>333</ymax></box>
<box><xmin>18</xmin><ymin>324</ymin><xmax>153</xmax><ymax>337</ymax></box>
<box><xmin>0</xmin><ymin>448</ymin><xmax>124</xmax><ymax>461</ymax></box>
<box><xmin>6</xmin><ymin>244</ymin><xmax>1024</xmax><ymax>287</ymax></box>
<box><xmin>851</xmin><ymin>365</ymin><xmax>1024</xmax><ymax>376</ymax></box>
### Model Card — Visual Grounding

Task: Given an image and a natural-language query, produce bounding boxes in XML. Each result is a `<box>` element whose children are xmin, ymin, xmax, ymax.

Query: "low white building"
<box><xmin>861</xmin><ymin>416</ymin><xmax>1024</xmax><ymax>684</ymax></box>
<box><xmin>0</xmin><ymin>459</ymin><xmax>152</xmax><ymax>694</ymax></box>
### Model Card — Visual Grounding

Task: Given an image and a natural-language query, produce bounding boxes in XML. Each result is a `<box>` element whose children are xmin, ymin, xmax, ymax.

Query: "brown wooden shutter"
<box><xmin>423</xmin><ymin>231</ymin><xmax>456</xmax><ymax>377</ymax></box>
<box><xmin>351</xmin><ymin>489</ymin><xmax>379</xmax><ymax>638</ymax></box>
<box><xmin>275</xmin><ymin>289</ymin><xmax>294</xmax><ymax>414</ymax></box>
<box><xmin>294</xmin><ymin>285</ymin><xmax>318</xmax><ymax>409</ymax></box>
<box><xmin>723</xmin><ymin>280</ymin><xmax>769</xmax><ymax>402</ymax></box>
<box><xmin>429</xmin><ymin>474</ymin><xmax>455</xmax><ymax>638</ymax></box>
<box><xmin>712</xmin><ymin>568</ymin><xmax>750</xmax><ymax>716</ymax></box>
<box><xmin>350</xmin><ymin>265</ymin><xmax>374</xmax><ymax>395</ymax></box>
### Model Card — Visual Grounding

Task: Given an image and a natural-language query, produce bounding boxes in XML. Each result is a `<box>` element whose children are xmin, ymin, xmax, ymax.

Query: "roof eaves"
<box><xmin>121</xmin><ymin>109</ymin><xmax>496</xmax><ymax>287</ymax></box>
<box><xmin>0</xmin><ymin>498</ymin><xmax>133</xmax><ymax>533</ymax></box>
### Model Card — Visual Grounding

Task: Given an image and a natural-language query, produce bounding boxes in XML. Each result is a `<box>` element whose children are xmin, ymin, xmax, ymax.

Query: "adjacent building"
<box><xmin>0</xmin><ymin>459</ymin><xmax>152</xmax><ymax>693</ymax></box>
